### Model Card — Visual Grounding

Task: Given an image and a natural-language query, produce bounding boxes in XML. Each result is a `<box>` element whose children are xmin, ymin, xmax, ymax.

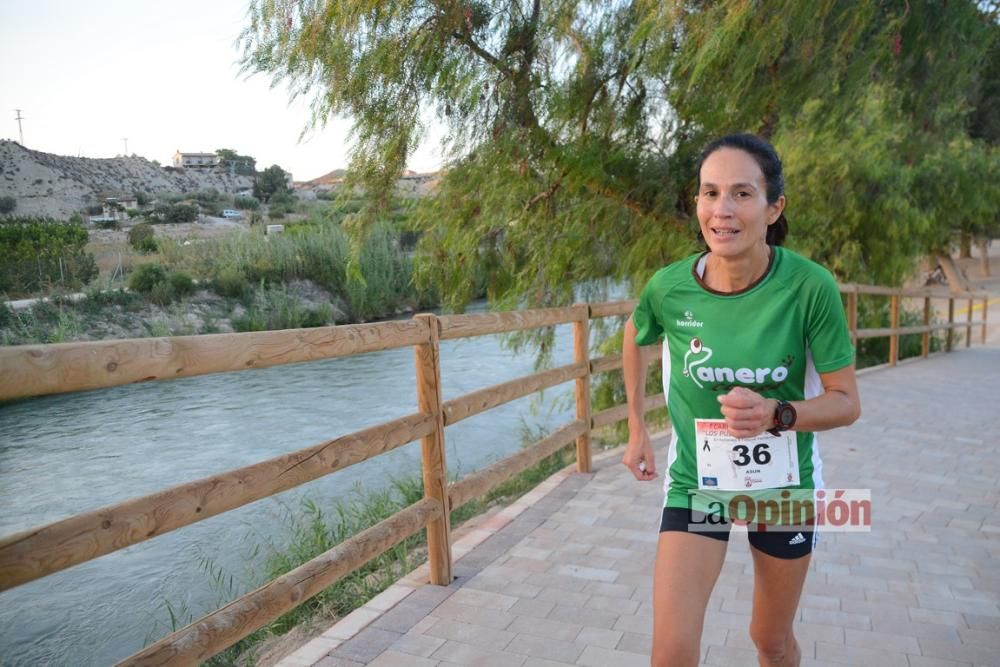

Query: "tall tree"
<box><xmin>253</xmin><ymin>164</ymin><xmax>293</xmax><ymax>203</ymax></box>
<box><xmin>240</xmin><ymin>1</ymin><xmax>998</xmax><ymax>307</ymax></box>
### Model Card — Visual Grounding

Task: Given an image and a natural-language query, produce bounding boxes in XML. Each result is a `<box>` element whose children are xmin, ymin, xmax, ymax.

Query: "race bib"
<box><xmin>695</xmin><ymin>419</ymin><xmax>799</xmax><ymax>491</ymax></box>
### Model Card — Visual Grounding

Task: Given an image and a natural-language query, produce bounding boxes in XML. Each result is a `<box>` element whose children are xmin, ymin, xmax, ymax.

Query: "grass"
<box><xmin>148</xmin><ymin>423</ymin><xmax>595</xmax><ymax>666</ymax></box>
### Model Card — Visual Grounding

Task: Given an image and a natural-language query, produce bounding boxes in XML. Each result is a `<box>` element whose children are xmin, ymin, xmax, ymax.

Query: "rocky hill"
<box><xmin>0</xmin><ymin>140</ymin><xmax>253</xmax><ymax>220</ymax></box>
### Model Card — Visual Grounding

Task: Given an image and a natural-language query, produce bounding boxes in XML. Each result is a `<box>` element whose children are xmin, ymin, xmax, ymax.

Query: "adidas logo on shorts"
<box><xmin>788</xmin><ymin>532</ymin><xmax>806</xmax><ymax>545</ymax></box>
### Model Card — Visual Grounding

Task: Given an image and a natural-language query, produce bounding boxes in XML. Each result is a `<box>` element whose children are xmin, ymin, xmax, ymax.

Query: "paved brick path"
<box><xmin>282</xmin><ymin>338</ymin><xmax>1000</xmax><ymax>667</ymax></box>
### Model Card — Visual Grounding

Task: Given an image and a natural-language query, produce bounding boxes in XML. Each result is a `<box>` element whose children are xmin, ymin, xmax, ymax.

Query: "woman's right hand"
<box><xmin>623</xmin><ymin>426</ymin><xmax>658</xmax><ymax>481</ymax></box>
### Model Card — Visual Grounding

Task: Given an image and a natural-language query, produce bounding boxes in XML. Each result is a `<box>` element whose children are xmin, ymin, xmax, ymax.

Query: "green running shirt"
<box><xmin>632</xmin><ymin>246</ymin><xmax>855</xmax><ymax>512</ymax></box>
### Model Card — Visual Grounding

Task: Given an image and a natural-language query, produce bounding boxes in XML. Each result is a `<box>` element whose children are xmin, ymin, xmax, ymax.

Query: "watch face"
<box><xmin>778</xmin><ymin>405</ymin><xmax>796</xmax><ymax>428</ymax></box>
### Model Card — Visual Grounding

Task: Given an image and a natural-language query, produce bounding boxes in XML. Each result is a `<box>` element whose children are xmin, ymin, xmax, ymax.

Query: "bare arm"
<box><xmin>717</xmin><ymin>365</ymin><xmax>861</xmax><ymax>438</ymax></box>
<box><xmin>622</xmin><ymin>317</ymin><xmax>658</xmax><ymax>480</ymax></box>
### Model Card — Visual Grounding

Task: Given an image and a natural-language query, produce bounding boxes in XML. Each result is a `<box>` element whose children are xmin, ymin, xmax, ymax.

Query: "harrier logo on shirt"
<box><xmin>676</xmin><ymin>310</ymin><xmax>704</xmax><ymax>328</ymax></box>
<box><xmin>683</xmin><ymin>337</ymin><xmax>790</xmax><ymax>390</ymax></box>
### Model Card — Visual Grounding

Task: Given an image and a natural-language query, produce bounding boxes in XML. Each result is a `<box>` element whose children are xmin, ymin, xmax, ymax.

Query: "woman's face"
<box><xmin>695</xmin><ymin>147</ymin><xmax>785</xmax><ymax>260</ymax></box>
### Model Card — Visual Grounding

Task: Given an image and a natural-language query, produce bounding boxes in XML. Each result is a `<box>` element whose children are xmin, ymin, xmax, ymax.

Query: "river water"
<box><xmin>0</xmin><ymin>315</ymin><xmax>603</xmax><ymax>666</ymax></box>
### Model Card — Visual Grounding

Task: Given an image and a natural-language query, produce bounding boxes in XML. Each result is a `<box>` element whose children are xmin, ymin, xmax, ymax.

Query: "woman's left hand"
<box><xmin>717</xmin><ymin>387</ymin><xmax>777</xmax><ymax>438</ymax></box>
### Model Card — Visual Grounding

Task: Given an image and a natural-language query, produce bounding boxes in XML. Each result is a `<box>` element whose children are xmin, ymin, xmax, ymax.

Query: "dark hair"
<box><xmin>697</xmin><ymin>133</ymin><xmax>788</xmax><ymax>246</ymax></box>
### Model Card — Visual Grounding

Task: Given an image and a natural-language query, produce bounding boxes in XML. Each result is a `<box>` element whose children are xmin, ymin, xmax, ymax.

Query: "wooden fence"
<box><xmin>0</xmin><ymin>285</ymin><xmax>989</xmax><ymax>665</ymax></box>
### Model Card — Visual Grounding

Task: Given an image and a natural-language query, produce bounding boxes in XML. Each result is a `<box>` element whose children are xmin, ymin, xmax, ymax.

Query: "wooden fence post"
<box><xmin>889</xmin><ymin>293</ymin><xmax>900</xmax><ymax>367</ymax></box>
<box><xmin>946</xmin><ymin>298</ymin><xmax>955</xmax><ymax>352</ymax></box>
<box><xmin>966</xmin><ymin>297</ymin><xmax>973</xmax><ymax>348</ymax></box>
<box><xmin>983</xmin><ymin>296</ymin><xmax>989</xmax><ymax>345</ymax></box>
<box><xmin>847</xmin><ymin>288</ymin><xmax>858</xmax><ymax>347</ymax></box>
<box><xmin>574</xmin><ymin>308</ymin><xmax>592</xmax><ymax>474</ymax></box>
<box><xmin>413</xmin><ymin>314</ymin><xmax>451</xmax><ymax>585</ymax></box>
<box><xmin>922</xmin><ymin>295</ymin><xmax>930</xmax><ymax>358</ymax></box>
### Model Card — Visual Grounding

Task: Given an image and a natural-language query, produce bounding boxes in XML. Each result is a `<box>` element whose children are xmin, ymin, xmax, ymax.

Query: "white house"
<box><xmin>172</xmin><ymin>150</ymin><xmax>219</xmax><ymax>169</ymax></box>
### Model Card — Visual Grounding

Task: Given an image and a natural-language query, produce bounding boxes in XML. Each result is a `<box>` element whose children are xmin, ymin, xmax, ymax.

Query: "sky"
<box><xmin>0</xmin><ymin>0</ymin><xmax>445</xmax><ymax>181</ymax></box>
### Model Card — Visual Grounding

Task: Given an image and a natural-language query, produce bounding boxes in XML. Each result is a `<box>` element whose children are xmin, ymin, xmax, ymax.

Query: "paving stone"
<box><xmin>313</xmin><ymin>657</ymin><xmax>365</xmax><ymax>667</ymax></box>
<box><xmin>433</xmin><ymin>601</ymin><xmax>517</xmax><ymax>630</ymax></box>
<box><xmin>507</xmin><ymin>615</ymin><xmax>582</xmax><ymax>642</ymax></box>
<box><xmin>388</xmin><ymin>632</ymin><xmax>446</xmax><ymax>658</ymax></box>
<box><xmin>814</xmin><ymin>640</ymin><xmax>910</xmax><ymax>666</ymax></box>
<box><xmin>575</xmin><ymin>626</ymin><xmax>622</xmax><ymax>649</ymax></box>
<box><xmin>575</xmin><ymin>645</ymin><xmax>649</xmax><ymax>667</ymax></box>
<box><xmin>373</xmin><ymin>601</ymin><xmax>439</xmax><ymax>633</ymax></box>
<box><xmin>505</xmin><ymin>633</ymin><xmax>584</xmax><ymax>663</ymax></box>
<box><xmin>509</xmin><ymin>597</ymin><xmax>556</xmax><ymax>618</ymax></box>
<box><xmin>522</xmin><ymin>660</ymin><xmax>576</xmax><ymax>667</ymax></box>
<box><xmin>905</xmin><ymin>656</ymin><xmax>975</xmax><ymax>667</ymax></box>
<box><xmin>367</xmin><ymin>650</ymin><xmax>439</xmax><ymax>667</ymax></box>
<box><xmin>447</xmin><ymin>587</ymin><xmax>520</xmax><ymax>611</ymax></box>
<box><xmin>333</xmin><ymin>627</ymin><xmax>403</xmax><ymax>664</ymax></box>
<box><xmin>425</xmin><ymin>618</ymin><xmax>516</xmax><ymax>651</ymax></box>
<box><xmin>844</xmin><ymin>628</ymin><xmax>921</xmax><ymax>654</ymax></box>
<box><xmin>431</xmin><ymin>640</ymin><xmax>526</xmax><ymax>667</ymax></box>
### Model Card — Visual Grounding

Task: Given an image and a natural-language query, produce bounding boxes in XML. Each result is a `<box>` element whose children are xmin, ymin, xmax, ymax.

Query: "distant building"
<box><xmin>172</xmin><ymin>150</ymin><xmax>219</xmax><ymax>169</ymax></box>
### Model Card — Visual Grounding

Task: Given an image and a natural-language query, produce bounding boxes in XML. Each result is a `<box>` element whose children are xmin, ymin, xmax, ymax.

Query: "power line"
<box><xmin>13</xmin><ymin>109</ymin><xmax>24</xmax><ymax>145</ymax></box>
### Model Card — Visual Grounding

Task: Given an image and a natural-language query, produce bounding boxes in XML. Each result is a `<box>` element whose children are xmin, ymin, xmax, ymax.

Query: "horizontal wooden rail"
<box><xmin>0</xmin><ymin>412</ymin><xmax>435</xmax><ymax>591</ymax></box>
<box><xmin>855</xmin><ymin>321</ymin><xmax>985</xmax><ymax>340</ymax></box>
<box><xmin>119</xmin><ymin>497</ymin><xmax>440</xmax><ymax>666</ymax></box>
<box><xmin>592</xmin><ymin>394</ymin><xmax>666</xmax><ymax>430</ymax></box>
<box><xmin>449</xmin><ymin>420</ymin><xmax>587</xmax><ymax>509</ymax></box>
<box><xmin>589</xmin><ymin>301</ymin><xmax>637</xmax><ymax>318</ymax></box>
<box><xmin>590</xmin><ymin>346</ymin><xmax>663</xmax><ymax>375</ymax></box>
<box><xmin>838</xmin><ymin>283</ymin><xmax>985</xmax><ymax>300</ymax></box>
<box><xmin>442</xmin><ymin>362</ymin><xmax>587</xmax><ymax>426</ymax></box>
<box><xmin>438</xmin><ymin>305</ymin><xmax>587</xmax><ymax>340</ymax></box>
<box><xmin>0</xmin><ymin>320</ymin><xmax>430</xmax><ymax>401</ymax></box>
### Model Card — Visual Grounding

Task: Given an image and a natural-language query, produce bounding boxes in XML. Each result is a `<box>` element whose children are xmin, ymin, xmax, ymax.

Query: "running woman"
<box><xmin>622</xmin><ymin>134</ymin><xmax>861</xmax><ymax>667</ymax></box>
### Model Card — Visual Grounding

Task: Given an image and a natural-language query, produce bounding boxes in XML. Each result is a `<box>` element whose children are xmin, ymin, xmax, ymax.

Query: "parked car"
<box><xmin>221</xmin><ymin>209</ymin><xmax>242</xmax><ymax>219</ymax></box>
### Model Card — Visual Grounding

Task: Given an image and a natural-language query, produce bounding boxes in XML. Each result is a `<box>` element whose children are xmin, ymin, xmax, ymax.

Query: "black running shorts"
<box><xmin>659</xmin><ymin>506</ymin><xmax>815</xmax><ymax>559</ymax></box>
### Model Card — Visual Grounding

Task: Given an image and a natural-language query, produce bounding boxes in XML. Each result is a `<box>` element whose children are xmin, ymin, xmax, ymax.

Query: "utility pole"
<box><xmin>122</xmin><ymin>138</ymin><xmax>128</xmax><ymax>155</ymax></box>
<box><xmin>14</xmin><ymin>109</ymin><xmax>24</xmax><ymax>145</ymax></box>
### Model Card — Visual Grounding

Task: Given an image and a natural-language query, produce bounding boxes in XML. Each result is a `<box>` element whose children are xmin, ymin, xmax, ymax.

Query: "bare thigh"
<box><xmin>652</xmin><ymin>531</ymin><xmax>728</xmax><ymax>667</ymax></box>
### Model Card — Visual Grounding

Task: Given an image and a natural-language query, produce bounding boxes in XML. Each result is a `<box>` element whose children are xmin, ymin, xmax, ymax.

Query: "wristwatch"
<box><xmin>768</xmin><ymin>400</ymin><xmax>797</xmax><ymax>437</ymax></box>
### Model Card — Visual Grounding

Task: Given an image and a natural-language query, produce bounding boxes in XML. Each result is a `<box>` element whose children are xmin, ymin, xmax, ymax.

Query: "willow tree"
<box><xmin>240</xmin><ymin>0</ymin><xmax>997</xmax><ymax>307</ymax></box>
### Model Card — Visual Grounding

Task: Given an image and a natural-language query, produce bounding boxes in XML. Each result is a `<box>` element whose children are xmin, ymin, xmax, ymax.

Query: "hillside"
<box><xmin>0</xmin><ymin>140</ymin><xmax>253</xmax><ymax>220</ymax></box>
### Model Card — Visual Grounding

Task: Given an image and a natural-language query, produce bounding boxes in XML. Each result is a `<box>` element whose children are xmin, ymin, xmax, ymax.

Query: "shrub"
<box><xmin>212</xmin><ymin>267</ymin><xmax>252</xmax><ymax>300</ymax></box>
<box><xmin>128</xmin><ymin>223</ymin><xmax>157</xmax><ymax>252</ymax></box>
<box><xmin>128</xmin><ymin>263</ymin><xmax>168</xmax><ymax>293</ymax></box>
<box><xmin>168</xmin><ymin>271</ymin><xmax>194</xmax><ymax>297</ymax></box>
<box><xmin>0</xmin><ymin>196</ymin><xmax>16</xmax><ymax>214</ymax></box>
<box><xmin>95</xmin><ymin>220</ymin><xmax>120</xmax><ymax>230</ymax></box>
<box><xmin>267</xmin><ymin>206</ymin><xmax>287</xmax><ymax>220</ymax></box>
<box><xmin>148</xmin><ymin>281</ymin><xmax>175</xmax><ymax>306</ymax></box>
<box><xmin>149</xmin><ymin>202</ymin><xmax>199</xmax><ymax>224</ymax></box>
<box><xmin>232</xmin><ymin>285</ymin><xmax>333</xmax><ymax>332</ymax></box>
<box><xmin>0</xmin><ymin>217</ymin><xmax>98</xmax><ymax>295</ymax></box>
<box><xmin>234</xmin><ymin>196</ymin><xmax>260</xmax><ymax>210</ymax></box>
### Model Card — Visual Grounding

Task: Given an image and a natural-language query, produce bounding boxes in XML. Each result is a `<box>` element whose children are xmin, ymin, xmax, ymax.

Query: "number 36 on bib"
<box><xmin>694</xmin><ymin>418</ymin><xmax>799</xmax><ymax>491</ymax></box>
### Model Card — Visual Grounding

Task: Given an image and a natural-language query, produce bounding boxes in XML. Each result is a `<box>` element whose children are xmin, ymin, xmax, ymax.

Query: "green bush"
<box><xmin>0</xmin><ymin>217</ymin><xmax>98</xmax><ymax>296</ymax></box>
<box><xmin>148</xmin><ymin>281</ymin><xmax>175</xmax><ymax>306</ymax></box>
<box><xmin>149</xmin><ymin>202</ymin><xmax>199</xmax><ymax>224</ymax></box>
<box><xmin>232</xmin><ymin>285</ymin><xmax>333</xmax><ymax>332</ymax></box>
<box><xmin>212</xmin><ymin>267</ymin><xmax>252</xmax><ymax>300</ymax></box>
<box><xmin>234</xmin><ymin>196</ymin><xmax>260</xmax><ymax>210</ymax></box>
<box><xmin>168</xmin><ymin>271</ymin><xmax>194</xmax><ymax>297</ymax></box>
<box><xmin>128</xmin><ymin>223</ymin><xmax>157</xmax><ymax>252</ymax></box>
<box><xmin>0</xmin><ymin>196</ymin><xmax>16</xmax><ymax>214</ymax></box>
<box><xmin>267</xmin><ymin>206</ymin><xmax>287</xmax><ymax>220</ymax></box>
<box><xmin>128</xmin><ymin>263</ymin><xmax>168</xmax><ymax>293</ymax></box>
